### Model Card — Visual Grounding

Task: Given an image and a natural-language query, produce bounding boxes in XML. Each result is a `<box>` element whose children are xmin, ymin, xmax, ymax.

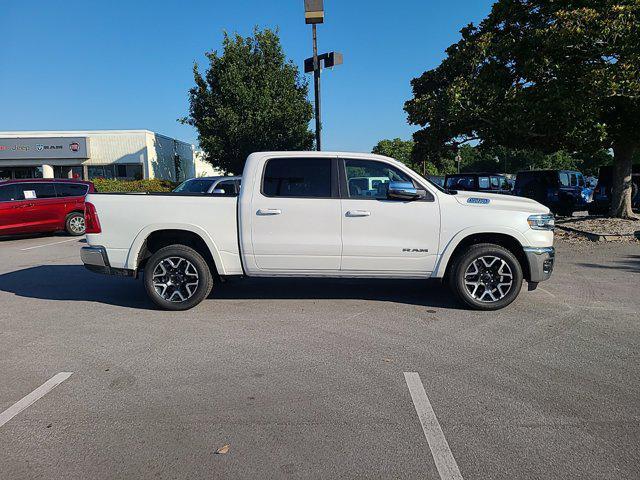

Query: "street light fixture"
<box><xmin>304</xmin><ymin>1</ymin><xmax>342</xmax><ymax>151</ymax></box>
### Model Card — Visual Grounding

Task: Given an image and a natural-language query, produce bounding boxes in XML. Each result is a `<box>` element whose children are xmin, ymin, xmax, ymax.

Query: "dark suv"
<box><xmin>444</xmin><ymin>173</ymin><xmax>511</xmax><ymax>194</ymax></box>
<box><xmin>588</xmin><ymin>165</ymin><xmax>640</xmax><ymax>214</ymax></box>
<box><xmin>514</xmin><ymin>170</ymin><xmax>592</xmax><ymax>216</ymax></box>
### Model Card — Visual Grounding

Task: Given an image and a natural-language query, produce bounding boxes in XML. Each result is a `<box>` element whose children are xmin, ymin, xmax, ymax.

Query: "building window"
<box><xmin>88</xmin><ymin>164</ymin><xmax>143</xmax><ymax>180</ymax></box>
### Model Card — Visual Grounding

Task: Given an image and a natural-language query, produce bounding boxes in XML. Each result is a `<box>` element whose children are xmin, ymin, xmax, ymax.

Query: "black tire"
<box><xmin>65</xmin><ymin>212</ymin><xmax>86</xmax><ymax>236</ymax></box>
<box><xmin>448</xmin><ymin>243</ymin><xmax>523</xmax><ymax>311</ymax></box>
<box><xmin>143</xmin><ymin>245</ymin><xmax>213</xmax><ymax>311</ymax></box>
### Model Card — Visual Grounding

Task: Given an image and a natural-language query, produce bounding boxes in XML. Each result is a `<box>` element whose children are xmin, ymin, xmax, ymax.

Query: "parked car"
<box><xmin>444</xmin><ymin>173</ymin><xmax>512</xmax><ymax>194</ymax></box>
<box><xmin>173</xmin><ymin>176</ymin><xmax>241</xmax><ymax>196</ymax></box>
<box><xmin>588</xmin><ymin>165</ymin><xmax>640</xmax><ymax>214</ymax></box>
<box><xmin>514</xmin><ymin>170</ymin><xmax>592</xmax><ymax>216</ymax></box>
<box><xmin>81</xmin><ymin>152</ymin><xmax>555</xmax><ymax>312</ymax></box>
<box><xmin>0</xmin><ymin>179</ymin><xmax>95</xmax><ymax>236</ymax></box>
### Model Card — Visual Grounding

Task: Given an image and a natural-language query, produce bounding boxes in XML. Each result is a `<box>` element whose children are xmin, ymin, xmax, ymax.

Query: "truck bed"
<box><xmin>85</xmin><ymin>193</ymin><xmax>241</xmax><ymax>274</ymax></box>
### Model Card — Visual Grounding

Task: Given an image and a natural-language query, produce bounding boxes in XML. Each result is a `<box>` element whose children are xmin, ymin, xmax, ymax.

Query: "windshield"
<box><xmin>173</xmin><ymin>179</ymin><xmax>214</xmax><ymax>193</ymax></box>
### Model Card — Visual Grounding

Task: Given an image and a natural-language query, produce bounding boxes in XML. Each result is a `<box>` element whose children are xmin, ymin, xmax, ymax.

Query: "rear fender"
<box><xmin>125</xmin><ymin>223</ymin><xmax>226</xmax><ymax>274</ymax></box>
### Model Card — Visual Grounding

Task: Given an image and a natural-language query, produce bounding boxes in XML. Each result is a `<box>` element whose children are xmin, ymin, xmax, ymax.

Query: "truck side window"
<box><xmin>478</xmin><ymin>176</ymin><xmax>491</xmax><ymax>189</ymax></box>
<box><xmin>263</xmin><ymin>158</ymin><xmax>332</xmax><ymax>198</ymax></box>
<box><xmin>344</xmin><ymin>159</ymin><xmax>412</xmax><ymax>199</ymax></box>
<box><xmin>559</xmin><ymin>172</ymin><xmax>570</xmax><ymax>187</ymax></box>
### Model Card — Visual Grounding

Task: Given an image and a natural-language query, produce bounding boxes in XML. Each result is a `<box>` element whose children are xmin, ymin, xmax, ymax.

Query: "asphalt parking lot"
<box><xmin>0</xmin><ymin>234</ymin><xmax>638</xmax><ymax>480</ymax></box>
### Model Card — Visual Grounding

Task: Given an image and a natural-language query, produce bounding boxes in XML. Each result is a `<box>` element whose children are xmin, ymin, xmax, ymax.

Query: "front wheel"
<box><xmin>449</xmin><ymin>243</ymin><xmax>523</xmax><ymax>311</ymax></box>
<box><xmin>143</xmin><ymin>245</ymin><xmax>213</xmax><ymax>311</ymax></box>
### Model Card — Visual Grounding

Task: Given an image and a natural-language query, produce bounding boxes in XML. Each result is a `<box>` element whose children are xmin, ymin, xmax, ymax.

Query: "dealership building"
<box><xmin>0</xmin><ymin>130</ymin><xmax>198</xmax><ymax>182</ymax></box>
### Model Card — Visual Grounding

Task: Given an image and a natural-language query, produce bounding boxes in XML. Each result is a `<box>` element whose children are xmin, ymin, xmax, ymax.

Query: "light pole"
<box><xmin>304</xmin><ymin>1</ymin><xmax>342</xmax><ymax>151</ymax></box>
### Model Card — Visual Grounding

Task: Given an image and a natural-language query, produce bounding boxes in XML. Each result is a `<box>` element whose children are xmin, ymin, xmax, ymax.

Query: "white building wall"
<box><xmin>145</xmin><ymin>132</ymin><xmax>195</xmax><ymax>181</ymax></box>
<box><xmin>84</xmin><ymin>132</ymin><xmax>147</xmax><ymax>166</ymax></box>
<box><xmin>194</xmin><ymin>150</ymin><xmax>225</xmax><ymax>177</ymax></box>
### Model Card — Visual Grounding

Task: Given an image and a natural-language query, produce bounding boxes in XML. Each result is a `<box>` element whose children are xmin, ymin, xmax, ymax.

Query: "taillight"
<box><xmin>84</xmin><ymin>202</ymin><xmax>102</xmax><ymax>234</ymax></box>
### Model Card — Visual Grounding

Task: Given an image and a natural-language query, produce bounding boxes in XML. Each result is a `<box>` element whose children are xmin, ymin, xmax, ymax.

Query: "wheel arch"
<box><xmin>436</xmin><ymin>228</ymin><xmax>530</xmax><ymax>281</ymax></box>
<box><xmin>127</xmin><ymin>225</ymin><xmax>224</xmax><ymax>277</ymax></box>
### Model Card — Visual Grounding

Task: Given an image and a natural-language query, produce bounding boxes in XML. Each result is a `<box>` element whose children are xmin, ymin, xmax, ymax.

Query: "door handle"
<box><xmin>346</xmin><ymin>210</ymin><xmax>371</xmax><ymax>217</ymax></box>
<box><xmin>257</xmin><ymin>208</ymin><xmax>282</xmax><ymax>216</ymax></box>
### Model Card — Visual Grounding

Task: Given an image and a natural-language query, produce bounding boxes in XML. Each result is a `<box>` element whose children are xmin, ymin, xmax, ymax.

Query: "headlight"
<box><xmin>528</xmin><ymin>214</ymin><xmax>555</xmax><ymax>231</ymax></box>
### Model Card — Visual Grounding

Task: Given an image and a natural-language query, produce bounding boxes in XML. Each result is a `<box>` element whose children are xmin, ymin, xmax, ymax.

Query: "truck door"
<box><xmin>250</xmin><ymin>156</ymin><xmax>342</xmax><ymax>271</ymax></box>
<box><xmin>340</xmin><ymin>158</ymin><xmax>440</xmax><ymax>274</ymax></box>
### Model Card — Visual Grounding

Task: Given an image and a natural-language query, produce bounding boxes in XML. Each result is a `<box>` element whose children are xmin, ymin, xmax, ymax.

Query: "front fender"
<box><xmin>433</xmin><ymin>226</ymin><xmax>528</xmax><ymax>278</ymax></box>
<box><xmin>125</xmin><ymin>223</ymin><xmax>226</xmax><ymax>274</ymax></box>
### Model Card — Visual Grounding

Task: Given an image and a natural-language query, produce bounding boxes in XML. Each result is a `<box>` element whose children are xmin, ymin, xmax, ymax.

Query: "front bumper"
<box><xmin>523</xmin><ymin>246</ymin><xmax>555</xmax><ymax>283</ymax></box>
<box><xmin>81</xmin><ymin>246</ymin><xmax>135</xmax><ymax>277</ymax></box>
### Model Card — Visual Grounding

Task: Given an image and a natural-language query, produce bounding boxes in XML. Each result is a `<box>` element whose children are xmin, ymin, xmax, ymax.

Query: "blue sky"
<box><xmin>0</xmin><ymin>1</ymin><xmax>494</xmax><ymax>152</ymax></box>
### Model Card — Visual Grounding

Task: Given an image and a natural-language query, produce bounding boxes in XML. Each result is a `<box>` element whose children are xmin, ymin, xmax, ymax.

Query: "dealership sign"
<box><xmin>0</xmin><ymin>137</ymin><xmax>90</xmax><ymax>160</ymax></box>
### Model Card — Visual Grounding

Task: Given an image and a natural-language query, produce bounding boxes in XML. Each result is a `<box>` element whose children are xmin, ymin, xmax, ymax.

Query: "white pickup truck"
<box><xmin>81</xmin><ymin>152</ymin><xmax>555</xmax><ymax>311</ymax></box>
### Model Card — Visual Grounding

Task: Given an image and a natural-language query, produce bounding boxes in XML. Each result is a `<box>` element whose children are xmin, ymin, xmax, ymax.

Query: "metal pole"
<box><xmin>312</xmin><ymin>24</ymin><xmax>321</xmax><ymax>151</ymax></box>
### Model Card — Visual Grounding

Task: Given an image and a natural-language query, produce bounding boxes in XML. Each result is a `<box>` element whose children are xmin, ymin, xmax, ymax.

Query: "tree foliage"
<box><xmin>405</xmin><ymin>0</ymin><xmax>640</xmax><ymax>217</ymax></box>
<box><xmin>372</xmin><ymin>138</ymin><xmax>414</xmax><ymax>165</ymax></box>
<box><xmin>372</xmin><ymin>138</ymin><xmax>439</xmax><ymax>175</ymax></box>
<box><xmin>182</xmin><ymin>28</ymin><xmax>314</xmax><ymax>175</ymax></box>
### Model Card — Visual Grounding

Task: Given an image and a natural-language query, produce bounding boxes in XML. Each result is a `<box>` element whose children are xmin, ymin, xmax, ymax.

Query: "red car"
<box><xmin>0</xmin><ymin>178</ymin><xmax>95</xmax><ymax>236</ymax></box>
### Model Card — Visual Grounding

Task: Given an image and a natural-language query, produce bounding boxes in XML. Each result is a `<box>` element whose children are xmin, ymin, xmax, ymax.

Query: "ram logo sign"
<box><xmin>467</xmin><ymin>197</ymin><xmax>490</xmax><ymax>205</ymax></box>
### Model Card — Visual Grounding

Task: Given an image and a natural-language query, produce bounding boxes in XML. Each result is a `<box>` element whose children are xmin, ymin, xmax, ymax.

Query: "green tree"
<box><xmin>405</xmin><ymin>1</ymin><xmax>640</xmax><ymax>218</ymax></box>
<box><xmin>371</xmin><ymin>138</ymin><xmax>438</xmax><ymax>175</ymax></box>
<box><xmin>372</xmin><ymin>138</ymin><xmax>414</xmax><ymax>165</ymax></box>
<box><xmin>181</xmin><ymin>28</ymin><xmax>314</xmax><ymax>174</ymax></box>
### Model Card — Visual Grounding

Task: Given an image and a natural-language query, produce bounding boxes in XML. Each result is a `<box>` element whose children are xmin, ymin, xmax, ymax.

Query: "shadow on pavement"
<box><xmin>0</xmin><ymin>265</ymin><xmax>151</xmax><ymax>309</ymax></box>
<box><xmin>0</xmin><ymin>264</ymin><xmax>462</xmax><ymax>310</ymax></box>
<box><xmin>577</xmin><ymin>255</ymin><xmax>640</xmax><ymax>274</ymax></box>
<box><xmin>213</xmin><ymin>276</ymin><xmax>463</xmax><ymax>309</ymax></box>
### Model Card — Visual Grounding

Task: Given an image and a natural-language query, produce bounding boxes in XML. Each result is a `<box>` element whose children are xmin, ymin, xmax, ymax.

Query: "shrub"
<box><xmin>92</xmin><ymin>178</ymin><xmax>177</xmax><ymax>193</ymax></box>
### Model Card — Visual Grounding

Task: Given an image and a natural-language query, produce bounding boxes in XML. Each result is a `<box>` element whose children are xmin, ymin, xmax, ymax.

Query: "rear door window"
<box><xmin>174</xmin><ymin>179</ymin><xmax>215</xmax><ymax>193</ymax></box>
<box><xmin>55</xmin><ymin>183</ymin><xmax>89</xmax><ymax>198</ymax></box>
<box><xmin>263</xmin><ymin>158</ymin><xmax>333</xmax><ymax>198</ymax></box>
<box><xmin>215</xmin><ymin>180</ymin><xmax>238</xmax><ymax>196</ymax></box>
<box><xmin>478</xmin><ymin>176</ymin><xmax>490</xmax><ymax>189</ymax></box>
<box><xmin>0</xmin><ymin>184</ymin><xmax>19</xmax><ymax>202</ymax></box>
<box><xmin>559</xmin><ymin>172</ymin><xmax>570</xmax><ymax>187</ymax></box>
<box><xmin>18</xmin><ymin>182</ymin><xmax>56</xmax><ymax>199</ymax></box>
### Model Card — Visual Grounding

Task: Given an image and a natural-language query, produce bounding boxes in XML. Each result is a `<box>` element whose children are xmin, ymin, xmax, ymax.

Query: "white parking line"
<box><xmin>404</xmin><ymin>372</ymin><xmax>464</xmax><ymax>480</ymax></box>
<box><xmin>0</xmin><ymin>372</ymin><xmax>73</xmax><ymax>428</ymax></box>
<box><xmin>20</xmin><ymin>238</ymin><xmax>82</xmax><ymax>251</ymax></box>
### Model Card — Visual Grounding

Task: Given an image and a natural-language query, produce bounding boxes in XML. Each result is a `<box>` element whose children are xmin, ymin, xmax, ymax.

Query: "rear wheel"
<box><xmin>65</xmin><ymin>212</ymin><xmax>86</xmax><ymax>236</ymax></box>
<box><xmin>143</xmin><ymin>245</ymin><xmax>213</xmax><ymax>311</ymax></box>
<box><xmin>448</xmin><ymin>243</ymin><xmax>523</xmax><ymax>311</ymax></box>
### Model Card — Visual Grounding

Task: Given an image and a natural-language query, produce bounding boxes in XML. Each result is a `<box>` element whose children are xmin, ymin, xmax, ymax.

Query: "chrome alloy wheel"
<box><xmin>152</xmin><ymin>257</ymin><xmax>200</xmax><ymax>302</ymax></box>
<box><xmin>464</xmin><ymin>255</ymin><xmax>514</xmax><ymax>303</ymax></box>
<box><xmin>69</xmin><ymin>215</ymin><xmax>85</xmax><ymax>234</ymax></box>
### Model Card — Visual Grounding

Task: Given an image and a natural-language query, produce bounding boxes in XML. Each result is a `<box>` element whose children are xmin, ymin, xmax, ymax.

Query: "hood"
<box><xmin>453</xmin><ymin>191</ymin><xmax>549</xmax><ymax>214</ymax></box>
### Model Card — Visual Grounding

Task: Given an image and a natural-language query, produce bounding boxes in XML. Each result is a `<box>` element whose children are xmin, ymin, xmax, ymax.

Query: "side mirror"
<box><xmin>387</xmin><ymin>181</ymin><xmax>424</xmax><ymax>201</ymax></box>
<box><xmin>211</xmin><ymin>188</ymin><xmax>226</xmax><ymax>195</ymax></box>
